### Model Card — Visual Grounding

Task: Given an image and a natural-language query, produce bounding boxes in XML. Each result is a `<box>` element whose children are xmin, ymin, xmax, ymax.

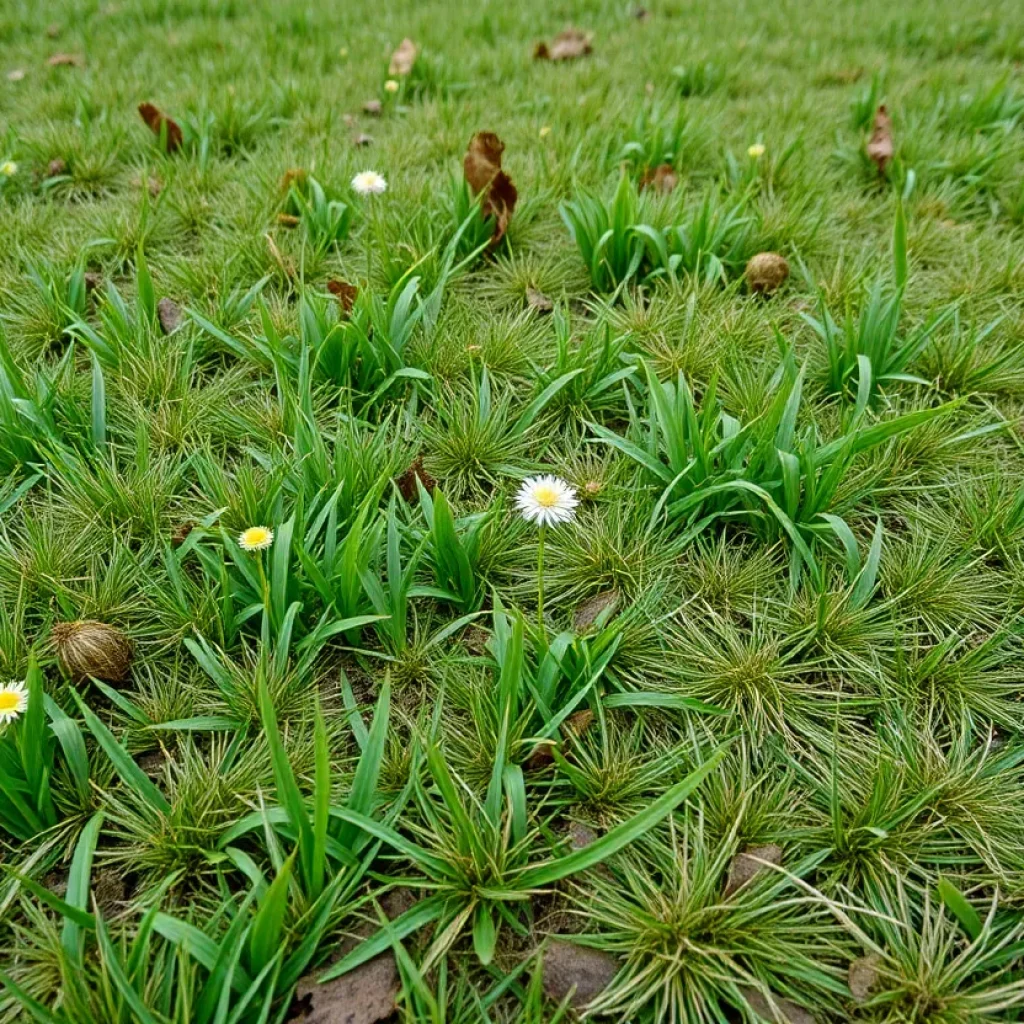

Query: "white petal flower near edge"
<box><xmin>515</xmin><ymin>475</ymin><xmax>578</xmax><ymax>528</ymax></box>
<box><xmin>0</xmin><ymin>680</ymin><xmax>28</xmax><ymax>724</ymax></box>
<box><xmin>351</xmin><ymin>170</ymin><xmax>387</xmax><ymax>196</ymax></box>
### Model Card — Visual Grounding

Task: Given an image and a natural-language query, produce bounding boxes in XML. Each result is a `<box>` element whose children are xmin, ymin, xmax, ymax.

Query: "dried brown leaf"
<box><xmin>463</xmin><ymin>131</ymin><xmax>518</xmax><ymax>246</ymax></box>
<box><xmin>395</xmin><ymin>456</ymin><xmax>436</xmax><ymax>503</ymax></box>
<box><xmin>47</xmin><ymin>53</ymin><xmax>84</xmax><ymax>67</ymax></box>
<box><xmin>327</xmin><ymin>279</ymin><xmax>358</xmax><ymax>315</ymax></box>
<box><xmin>353</xmin><ymin>132</ymin><xmax>374</xmax><ymax>147</ymax></box>
<box><xmin>848</xmin><ymin>954</ymin><xmax>883</xmax><ymax>1003</ymax></box>
<box><xmin>276</xmin><ymin>213</ymin><xmax>300</xmax><ymax>228</ymax></box>
<box><xmin>542</xmin><ymin>942</ymin><xmax>618</xmax><ymax>1010</ymax></box>
<box><xmin>573</xmin><ymin>590</ymin><xmax>620</xmax><ymax>632</ymax></box>
<box><xmin>157</xmin><ymin>297</ymin><xmax>183</xmax><ymax>334</ymax></box>
<box><xmin>388</xmin><ymin>37</ymin><xmax>417</xmax><ymax>76</ymax></box>
<box><xmin>526</xmin><ymin>287</ymin><xmax>554</xmax><ymax>313</ymax></box>
<box><xmin>640</xmin><ymin>163</ymin><xmax>679</xmax><ymax>194</ymax></box>
<box><xmin>740</xmin><ymin>986</ymin><xmax>816</xmax><ymax>1024</ymax></box>
<box><xmin>866</xmin><ymin>104</ymin><xmax>893</xmax><ymax>174</ymax></box>
<box><xmin>724</xmin><ymin>843</ymin><xmax>783</xmax><ymax>896</ymax></box>
<box><xmin>290</xmin><ymin>953</ymin><xmax>399</xmax><ymax>1024</ymax></box>
<box><xmin>46</xmin><ymin>158</ymin><xmax>67</xmax><ymax>177</ymax></box>
<box><xmin>363</xmin><ymin>99</ymin><xmax>383</xmax><ymax>116</ymax></box>
<box><xmin>279</xmin><ymin>167</ymin><xmax>306</xmax><ymax>191</ymax></box>
<box><xmin>138</xmin><ymin>102</ymin><xmax>183</xmax><ymax>153</ymax></box>
<box><xmin>534</xmin><ymin>29</ymin><xmax>593</xmax><ymax>61</ymax></box>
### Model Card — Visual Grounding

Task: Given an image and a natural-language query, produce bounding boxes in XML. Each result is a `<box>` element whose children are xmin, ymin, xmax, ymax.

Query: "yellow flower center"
<box><xmin>0</xmin><ymin>692</ymin><xmax>20</xmax><ymax>712</ymax></box>
<box><xmin>242</xmin><ymin>528</ymin><xmax>270</xmax><ymax>546</ymax></box>
<box><xmin>532</xmin><ymin>485</ymin><xmax>559</xmax><ymax>508</ymax></box>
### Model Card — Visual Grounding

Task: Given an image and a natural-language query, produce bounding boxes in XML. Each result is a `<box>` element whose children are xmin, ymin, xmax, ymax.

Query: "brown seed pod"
<box><xmin>745</xmin><ymin>251</ymin><xmax>790</xmax><ymax>295</ymax></box>
<box><xmin>52</xmin><ymin>620</ymin><xmax>133</xmax><ymax>684</ymax></box>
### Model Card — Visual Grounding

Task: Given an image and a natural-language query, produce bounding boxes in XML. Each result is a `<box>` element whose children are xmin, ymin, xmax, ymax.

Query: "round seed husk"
<box><xmin>51</xmin><ymin>620</ymin><xmax>133</xmax><ymax>684</ymax></box>
<box><xmin>745</xmin><ymin>251</ymin><xmax>790</xmax><ymax>294</ymax></box>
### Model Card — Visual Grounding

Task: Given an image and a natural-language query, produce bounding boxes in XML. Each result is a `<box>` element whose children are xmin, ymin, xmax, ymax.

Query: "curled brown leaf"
<box><xmin>534</xmin><ymin>28</ymin><xmax>593</xmax><ymax>61</ymax></box>
<box><xmin>327</xmin><ymin>279</ymin><xmax>358</xmax><ymax>315</ymax></box>
<box><xmin>866</xmin><ymin>104</ymin><xmax>893</xmax><ymax>174</ymax></box>
<box><xmin>388</xmin><ymin>37</ymin><xmax>417</xmax><ymax>76</ymax></box>
<box><xmin>463</xmin><ymin>131</ymin><xmax>518</xmax><ymax>246</ymax></box>
<box><xmin>138</xmin><ymin>102</ymin><xmax>183</xmax><ymax>153</ymax></box>
<box><xmin>640</xmin><ymin>163</ymin><xmax>679</xmax><ymax>194</ymax></box>
<box><xmin>47</xmin><ymin>52</ymin><xmax>84</xmax><ymax>67</ymax></box>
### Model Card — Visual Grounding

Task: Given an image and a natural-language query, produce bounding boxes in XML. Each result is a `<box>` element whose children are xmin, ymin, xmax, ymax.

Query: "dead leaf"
<box><xmin>363</xmin><ymin>99</ymin><xmax>383</xmax><ymax>116</ymax></box>
<box><xmin>388</xmin><ymin>37</ymin><xmax>417</xmax><ymax>76</ymax></box>
<box><xmin>463</xmin><ymin>131</ymin><xmax>518</xmax><ymax>246</ymax></box>
<box><xmin>724</xmin><ymin>844</ymin><xmax>783</xmax><ymax>897</ymax></box>
<box><xmin>138</xmin><ymin>102</ymin><xmax>183</xmax><ymax>153</ymax></box>
<box><xmin>131</xmin><ymin>172</ymin><xmax>162</xmax><ymax>197</ymax></box>
<box><xmin>83</xmin><ymin>271</ymin><xmax>102</xmax><ymax>292</ymax></box>
<box><xmin>740</xmin><ymin>987</ymin><xmax>816</xmax><ymax>1024</ymax></box>
<box><xmin>569</xmin><ymin>822</ymin><xmax>598</xmax><ymax>850</ymax></box>
<box><xmin>353</xmin><ymin>132</ymin><xmax>374</xmax><ymax>147</ymax></box>
<box><xmin>526</xmin><ymin>287</ymin><xmax>553</xmax><ymax>313</ymax></box>
<box><xmin>277</xmin><ymin>213</ymin><xmax>301</xmax><ymax>227</ymax></box>
<box><xmin>7</xmin><ymin>69</ymin><xmax>26</xmax><ymax>82</ymax></box>
<box><xmin>848</xmin><ymin>953</ymin><xmax>883</xmax><ymax>1003</ymax></box>
<box><xmin>266</xmin><ymin>233</ymin><xmax>295</xmax><ymax>280</ymax></box>
<box><xmin>46</xmin><ymin>23</ymin><xmax>62</xmax><ymax>38</ymax></box>
<box><xmin>640</xmin><ymin>163</ymin><xmax>679</xmax><ymax>194</ymax></box>
<box><xmin>567</xmin><ymin>709</ymin><xmax>593</xmax><ymax>738</ymax></box>
<box><xmin>573</xmin><ymin>590</ymin><xmax>619</xmax><ymax>632</ymax></box>
<box><xmin>46</xmin><ymin>158</ymin><xmax>67</xmax><ymax>177</ymax></box>
<box><xmin>534</xmin><ymin>29</ymin><xmax>593</xmax><ymax>61</ymax></box>
<box><xmin>395</xmin><ymin>456</ymin><xmax>436</xmax><ymax>503</ymax></box>
<box><xmin>92</xmin><ymin>868</ymin><xmax>127</xmax><ymax>917</ymax></box>
<box><xmin>542</xmin><ymin>942</ymin><xmax>618</xmax><ymax>1010</ymax></box>
<box><xmin>280</xmin><ymin>167</ymin><xmax>306</xmax><ymax>191</ymax></box>
<box><xmin>47</xmin><ymin>53</ymin><xmax>84</xmax><ymax>67</ymax></box>
<box><xmin>631</xmin><ymin>5</ymin><xmax>651</xmax><ymax>19</ymax></box>
<box><xmin>157</xmin><ymin>298</ymin><xmax>182</xmax><ymax>334</ymax></box>
<box><xmin>866</xmin><ymin>104</ymin><xmax>893</xmax><ymax>174</ymax></box>
<box><xmin>327</xmin><ymin>279</ymin><xmax>358</xmax><ymax>314</ymax></box>
<box><xmin>290</xmin><ymin>953</ymin><xmax>399</xmax><ymax>1024</ymax></box>
<box><xmin>289</xmin><ymin>888</ymin><xmax>413</xmax><ymax>1024</ymax></box>
<box><xmin>171</xmin><ymin>521</ymin><xmax>195</xmax><ymax>547</ymax></box>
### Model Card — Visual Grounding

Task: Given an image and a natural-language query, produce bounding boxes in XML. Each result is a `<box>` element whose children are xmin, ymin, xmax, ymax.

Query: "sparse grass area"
<box><xmin>0</xmin><ymin>0</ymin><xmax>1023</xmax><ymax>1020</ymax></box>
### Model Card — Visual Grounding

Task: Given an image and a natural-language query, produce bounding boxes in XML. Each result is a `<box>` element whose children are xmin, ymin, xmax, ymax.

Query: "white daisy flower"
<box><xmin>0</xmin><ymin>680</ymin><xmax>28</xmax><ymax>723</ymax></box>
<box><xmin>515</xmin><ymin>475</ymin><xmax>578</xmax><ymax>528</ymax></box>
<box><xmin>351</xmin><ymin>170</ymin><xmax>387</xmax><ymax>196</ymax></box>
<box><xmin>0</xmin><ymin>160</ymin><xmax>18</xmax><ymax>177</ymax></box>
<box><xmin>238</xmin><ymin>525</ymin><xmax>274</xmax><ymax>552</ymax></box>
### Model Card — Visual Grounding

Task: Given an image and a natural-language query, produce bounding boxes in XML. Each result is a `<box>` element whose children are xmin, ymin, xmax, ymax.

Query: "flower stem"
<box><xmin>537</xmin><ymin>525</ymin><xmax>546</xmax><ymax>635</ymax></box>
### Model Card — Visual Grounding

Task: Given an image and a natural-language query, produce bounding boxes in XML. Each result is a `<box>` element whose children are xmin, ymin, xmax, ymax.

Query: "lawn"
<box><xmin>1</xmin><ymin>0</ymin><xmax>1023</xmax><ymax>1020</ymax></box>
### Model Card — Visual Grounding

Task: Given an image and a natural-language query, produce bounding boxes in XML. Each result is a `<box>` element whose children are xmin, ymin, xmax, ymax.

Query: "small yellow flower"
<box><xmin>747</xmin><ymin>143</ymin><xmax>765</xmax><ymax>159</ymax></box>
<box><xmin>238</xmin><ymin>526</ymin><xmax>274</xmax><ymax>552</ymax></box>
<box><xmin>384</xmin><ymin>79</ymin><xmax>399</xmax><ymax>94</ymax></box>
<box><xmin>338</xmin><ymin>47</ymin><xmax>349</xmax><ymax>58</ymax></box>
<box><xmin>0</xmin><ymin>680</ymin><xmax>27</xmax><ymax>723</ymax></box>
<box><xmin>539</xmin><ymin>125</ymin><xmax>552</xmax><ymax>139</ymax></box>
<box><xmin>0</xmin><ymin>160</ymin><xmax>17</xmax><ymax>177</ymax></box>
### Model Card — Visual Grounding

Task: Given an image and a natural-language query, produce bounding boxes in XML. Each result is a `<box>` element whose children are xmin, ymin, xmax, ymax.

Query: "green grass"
<box><xmin>0</xmin><ymin>0</ymin><xmax>1023</xmax><ymax>1020</ymax></box>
